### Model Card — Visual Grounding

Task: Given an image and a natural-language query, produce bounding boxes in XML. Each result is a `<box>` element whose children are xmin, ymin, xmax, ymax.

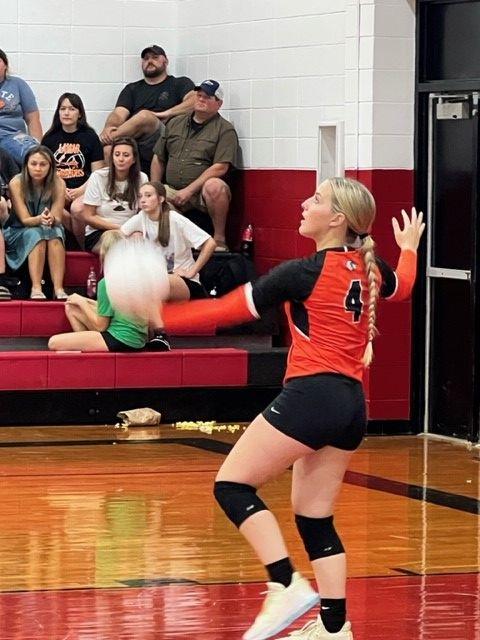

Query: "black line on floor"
<box><xmin>1</xmin><ymin>435</ymin><xmax>479</xmax><ymax>515</ymax></box>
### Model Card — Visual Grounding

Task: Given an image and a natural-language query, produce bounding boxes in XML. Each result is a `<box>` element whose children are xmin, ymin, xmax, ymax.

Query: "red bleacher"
<box><xmin>0</xmin><ymin>252</ymin><xmax>260</xmax><ymax>393</ymax></box>
<box><xmin>0</xmin><ymin>348</ymin><xmax>248</xmax><ymax>391</ymax></box>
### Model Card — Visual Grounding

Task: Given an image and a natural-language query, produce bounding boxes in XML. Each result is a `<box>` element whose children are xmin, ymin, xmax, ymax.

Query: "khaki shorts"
<box><xmin>165</xmin><ymin>181</ymin><xmax>231</xmax><ymax>213</ymax></box>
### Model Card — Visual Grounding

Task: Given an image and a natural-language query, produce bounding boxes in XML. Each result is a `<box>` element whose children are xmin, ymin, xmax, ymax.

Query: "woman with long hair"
<box><xmin>82</xmin><ymin>136</ymin><xmax>147</xmax><ymax>253</ymax></box>
<box><xmin>42</xmin><ymin>93</ymin><xmax>104</xmax><ymax>246</ymax></box>
<box><xmin>121</xmin><ymin>180</ymin><xmax>216</xmax><ymax>350</ymax></box>
<box><xmin>4</xmin><ymin>145</ymin><xmax>66</xmax><ymax>299</ymax></box>
<box><xmin>121</xmin><ymin>181</ymin><xmax>216</xmax><ymax>301</ymax></box>
<box><xmin>161</xmin><ymin>177</ymin><xmax>425</xmax><ymax>640</ymax></box>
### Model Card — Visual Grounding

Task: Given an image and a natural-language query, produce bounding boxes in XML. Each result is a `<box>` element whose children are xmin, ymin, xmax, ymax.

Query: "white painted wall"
<box><xmin>345</xmin><ymin>0</ymin><xmax>415</xmax><ymax>170</ymax></box>
<box><xmin>0</xmin><ymin>0</ymin><xmax>415</xmax><ymax>171</ymax></box>
<box><xmin>176</xmin><ymin>0</ymin><xmax>347</xmax><ymax>170</ymax></box>
<box><xmin>0</xmin><ymin>0</ymin><xmax>178</xmax><ymax>134</ymax></box>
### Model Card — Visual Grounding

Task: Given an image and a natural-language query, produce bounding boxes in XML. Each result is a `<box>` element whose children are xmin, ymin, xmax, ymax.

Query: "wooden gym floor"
<box><xmin>0</xmin><ymin>424</ymin><xmax>478</xmax><ymax>639</ymax></box>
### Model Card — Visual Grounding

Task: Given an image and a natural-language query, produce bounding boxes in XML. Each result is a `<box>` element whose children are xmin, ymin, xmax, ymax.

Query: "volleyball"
<box><xmin>103</xmin><ymin>238</ymin><xmax>170</xmax><ymax>322</ymax></box>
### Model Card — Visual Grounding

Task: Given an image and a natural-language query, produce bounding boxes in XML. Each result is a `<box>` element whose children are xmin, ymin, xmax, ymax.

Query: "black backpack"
<box><xmin>200</xmin><ymin>253</ymin><xmax>256</xmax><ymax>297</ymax></box>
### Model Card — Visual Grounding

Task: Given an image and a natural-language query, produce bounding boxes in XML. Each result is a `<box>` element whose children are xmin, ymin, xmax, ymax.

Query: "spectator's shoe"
<box><xmin>30</xmin><ymin>289</ymin><xmax>46</xmax><ymax>300</ymax></box>
<box><xmin>54</xmin><ymin>289</ymin><xmax>68</xmax><ymax>300</ymax></box>
<box><xmin>146</xmin><ymin>332</ymin><xmax>171</xmax><ymax>352</ymax></box>
<box><xmin>0</xmin><ymin>285</ymin><xmax>11</xmax><ymax>300</ymax></box>
<box><xmin>277</xmin><ymin>617</ymin><xmax>353</xmax><ymax>639</ymax></box>
<box><xmin>242</xmin><ymin>573</ymin><xmax>319</xmax><ymax>640</ymax></box>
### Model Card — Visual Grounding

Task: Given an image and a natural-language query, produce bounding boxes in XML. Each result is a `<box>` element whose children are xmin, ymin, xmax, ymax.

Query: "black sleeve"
<box><xmin>115</xmin><ymin>84</ymin><xmax>134</xmax><ymax>112</ymax></box>
<box><xmin>376</xmin><ymin>256</ymin><xmax>397</xmax><ymax>299</ymax></box>
<box><xmin>176</xmin><ymin>76</ymin><xmax>195</xmax><ymax>100</ymax></box>
<box><xmin>251</xmin><ymin>258</ymin><xmax>319</xmax><ymax>313</ymax></box>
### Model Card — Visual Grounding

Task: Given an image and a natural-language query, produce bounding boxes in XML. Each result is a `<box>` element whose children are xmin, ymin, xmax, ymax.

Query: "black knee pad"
<box><xmin>214</xmin><ymin>481</ymin><xmax>268</xmax><ymax>528</ymax></box>
<box><xmin>295</xmin><ymin>514</ymin><xmax>345</xmax><ymax>561</ymax></box>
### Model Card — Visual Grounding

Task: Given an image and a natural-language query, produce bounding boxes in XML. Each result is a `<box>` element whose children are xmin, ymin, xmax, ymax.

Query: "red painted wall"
<box><xmin>230</xmin><ymin>168</ymin><xmax>414</xmax><ymax>421</ymax></box>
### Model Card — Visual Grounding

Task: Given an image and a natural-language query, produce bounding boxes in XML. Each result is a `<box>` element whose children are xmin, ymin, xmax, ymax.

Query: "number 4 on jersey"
<box><xmin>345</xmin><ymin>280</ymin><xmax>362</xmax><ymax>322</ymax></box>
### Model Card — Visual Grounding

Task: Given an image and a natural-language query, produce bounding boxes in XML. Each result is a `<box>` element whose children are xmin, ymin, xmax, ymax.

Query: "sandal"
<box><xmin>54</xmin><ymin>290</ymin><xmax>68</xmax><ymax>300</ymax></box>
<box><xmin>30</xmin><ymin>289</ymin><xmax>46</xmax><ymax>300</ymax></box>
<box><xmin>214</xmin><ymin>242</ymin><xmax>230</xmax><ymax>252</ymax></box>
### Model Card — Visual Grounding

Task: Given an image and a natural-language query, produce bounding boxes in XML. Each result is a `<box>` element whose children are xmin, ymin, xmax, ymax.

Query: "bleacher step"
<box><xmin>0</xmin><ymin>334</ymin><xmax>272</xmax><ymax>352</ymax></box>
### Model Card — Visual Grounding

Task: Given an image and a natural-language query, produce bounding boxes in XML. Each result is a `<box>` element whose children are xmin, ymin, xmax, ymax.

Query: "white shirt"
<box><xmin>121</xmin><ymin>209</ymin><xmax>211</xmax><ymax>283</ymax></box>
<box><xmin>83</xmin><ymin>167</ymin><xmax>148</xmax><ymax>236</ymax></box>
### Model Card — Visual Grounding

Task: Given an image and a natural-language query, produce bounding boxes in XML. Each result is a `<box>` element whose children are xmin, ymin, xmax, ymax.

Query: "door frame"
<box><xmin>422</xmin><ymin>91</ymin><xmax>480</xmax><ymax>441</ymax></box>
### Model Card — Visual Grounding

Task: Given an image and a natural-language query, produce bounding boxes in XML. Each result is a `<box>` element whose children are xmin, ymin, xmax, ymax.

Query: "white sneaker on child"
<box><xmin>276</xmin><ymin>615</ymin><xmax>353</xmax><ymax>639</ymax></box>
<box><xmin>242</xmin><ymin>572</ymin><xmax>320</xmax><ymax>640</ymax></box>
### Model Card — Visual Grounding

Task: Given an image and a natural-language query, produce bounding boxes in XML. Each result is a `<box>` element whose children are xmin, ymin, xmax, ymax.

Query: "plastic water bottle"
<box><xmin>240</xmin><ymin>224</ymin><xmax>254</xmax><ymax>259</ymax></box>
<box><xmin>86</xmin><ymin>266</ymin><xmax>97</xmax><ymax>299</ymax></box>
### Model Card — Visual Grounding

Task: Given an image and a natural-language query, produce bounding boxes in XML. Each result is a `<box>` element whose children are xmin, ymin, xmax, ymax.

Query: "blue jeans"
<box><xmin>0</xmin><ymin>132</ymin><xmax>39</xmax><ymax>165</ymax></box>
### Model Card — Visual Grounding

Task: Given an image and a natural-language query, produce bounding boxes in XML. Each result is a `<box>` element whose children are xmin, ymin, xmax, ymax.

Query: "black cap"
<box><xmin>141</xmin><ymin>45</ymin><xmax>166</xmax><ymax>59</ymax></box>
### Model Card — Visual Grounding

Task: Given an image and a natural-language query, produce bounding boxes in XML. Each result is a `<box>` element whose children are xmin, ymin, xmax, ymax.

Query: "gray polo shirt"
<box><xmin>153</xmin><ymin>113</ymin><xmax>238</xmax><ymax>189</ymax></box>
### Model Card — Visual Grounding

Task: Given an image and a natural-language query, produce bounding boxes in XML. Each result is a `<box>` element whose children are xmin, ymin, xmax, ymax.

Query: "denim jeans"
<box><xmin>0</xmin><ymin>132</ymin><xmax>38</xmax><ymax>164</ymax></box>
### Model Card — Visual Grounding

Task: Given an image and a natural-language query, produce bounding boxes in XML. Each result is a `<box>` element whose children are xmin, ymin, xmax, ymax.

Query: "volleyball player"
<box><xmin>163</xmin><ymin>177</ymin><xmax>425</xmax><ymax>640</ymax></box>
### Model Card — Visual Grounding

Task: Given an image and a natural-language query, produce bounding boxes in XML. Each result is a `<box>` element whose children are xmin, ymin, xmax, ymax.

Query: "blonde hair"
<box><xmin>327</xmin><ymin>177</ymin><xmax>378</xmax><ymax>367</ymax></box>
<box><xmin>99</xmin><ymin>229</ymin><xmax>124</xmax><ymax>263</ymax></box>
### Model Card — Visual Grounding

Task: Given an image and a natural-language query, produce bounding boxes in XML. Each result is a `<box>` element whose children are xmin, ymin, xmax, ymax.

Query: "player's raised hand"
<box><xmin>392</xmin><ymin>207</ymin><xmax>425</xmax><ymax>251</ymax></box>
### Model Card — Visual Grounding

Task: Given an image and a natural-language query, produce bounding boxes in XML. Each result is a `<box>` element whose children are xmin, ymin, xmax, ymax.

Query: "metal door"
<box><xmin>425</xmin><ymin>92</ymin><xmax>480</xmax><ymax>441</ymax></box>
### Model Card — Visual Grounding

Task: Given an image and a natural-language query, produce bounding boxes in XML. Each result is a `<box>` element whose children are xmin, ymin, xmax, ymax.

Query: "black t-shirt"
<box><xmin>115</xmin><ymin>76</ymin><xmax>195</xmax><ymax>116</ymax></box>
<box><xmin>42</xmin><ymin>127</ymin><xmax>104</xmax><ymax>189</ymax></box>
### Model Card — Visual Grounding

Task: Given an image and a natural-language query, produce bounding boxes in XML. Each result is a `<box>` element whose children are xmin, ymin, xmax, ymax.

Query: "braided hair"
<box><xmin>327</xmin><ymin>177</ymin><xmax>377</xmax><ymax>366</ymax></box>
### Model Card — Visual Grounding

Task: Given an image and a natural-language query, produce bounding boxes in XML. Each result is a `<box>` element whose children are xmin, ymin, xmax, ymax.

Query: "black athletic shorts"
<box><xmin>180</xmin><ymin>277</ymin><xmax>208</xmax><ymax>299</ymax></box>
<box><xmin>101</xmin><ymin>331</ymin><xmax>142</xmax><ymax>352</ymax></box>
<box><xmin>84</xmin><ymin>229</ymin><xmax>104</xmax><ymax>253</ymax></box>
<box><xmin>262</xmin><ymin>373</ymin><xmax>367</xmax><ymax>451</ymax></box>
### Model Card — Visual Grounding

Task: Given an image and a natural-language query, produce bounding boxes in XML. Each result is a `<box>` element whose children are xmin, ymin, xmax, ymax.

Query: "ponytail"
<box><xmin>156</xmin><ymin>200</ymin><xmax>171</xmax><ymax>247</ymax></box>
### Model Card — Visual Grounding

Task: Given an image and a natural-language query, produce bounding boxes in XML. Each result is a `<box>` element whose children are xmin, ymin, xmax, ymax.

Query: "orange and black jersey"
<box><xmin>248</xmin><ymin>246</ymin><xmax>417</xmax><ymax>383</ymax></box>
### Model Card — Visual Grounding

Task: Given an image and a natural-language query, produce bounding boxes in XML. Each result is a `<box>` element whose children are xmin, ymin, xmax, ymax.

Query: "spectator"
<box><xmin>150</xmin><ymin>80</ymin><xmax>238</xmax><ymax>251</ymax></box>
<box><xmin>0</xmin><ymin>148</ymin><xmax>20</xmax><ymax>299</ymax></box>
<box><xmin>82</xmin><ymin>137</ymin><xmax>148</xmax><ymax>253</ymax></box>
<box><xmin>48</xmin><ymin>230</ymin><xmax>149</xmax><ymax>352</ymax></box>
<box><xmin>4</xmin><ymin>145</ymin><xmax>66</xmax><ymax>300</ymax></box>
<box><xmin>42</xmin><ymin>93</ymin><xmax>104</xmax><ymax>248</ymax></box>
<box><xmin>99</xmin><ymin>45</ymin><xmax>195</xmax><ymax>172</ymax></box>
<box><xmin>121</xmin><ymin>181</ymin><xmax>216</xmax><ymax>302</ymax></box>
<box><xmin>0</xmin><ymin>49</ymin><xmax>42</xmax><ymax>164</ymax></box>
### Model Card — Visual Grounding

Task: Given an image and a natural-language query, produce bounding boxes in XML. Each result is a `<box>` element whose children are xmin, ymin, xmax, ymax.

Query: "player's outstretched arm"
<box><xmin>162</xmin><ymin>284</ymin><xmax>258</xmax><ymax>334</ymax></box>
<box><xmin>388</xmin><ymin>207</ymin><xmax>426</xmax><ymax>301</ymax></box>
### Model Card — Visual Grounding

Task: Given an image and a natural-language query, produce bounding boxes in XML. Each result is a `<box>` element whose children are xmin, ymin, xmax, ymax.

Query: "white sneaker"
<box><xmin>276</xmin><ymin>615</ymin><xmax>353</xmax><ymax>639</ymax></box>
<box><xmin>242</xmin><ymin>572</ymin><xmax>320</xmax><ymax>640</ymax></box>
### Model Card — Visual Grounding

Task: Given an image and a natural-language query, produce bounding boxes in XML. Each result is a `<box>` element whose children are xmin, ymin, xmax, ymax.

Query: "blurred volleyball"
<box><xmin>104</xmin><ymin>238</ymin><xmax>169</xmax><ymax>321</ymax></box>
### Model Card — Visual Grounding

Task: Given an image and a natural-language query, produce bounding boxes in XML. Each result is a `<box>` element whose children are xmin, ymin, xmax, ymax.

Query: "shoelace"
<box><xmin>287</xmin><ymin>618</ymin><xmax>320</xmax><ymax>637</ymax></box>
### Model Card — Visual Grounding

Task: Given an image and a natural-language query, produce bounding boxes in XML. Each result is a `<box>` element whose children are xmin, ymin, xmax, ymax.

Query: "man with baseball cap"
<box><xmin>151</xmin><ymin>79</ymin><xmax>238</xmax><ymax>251</ymax></box>
<box><xmin>99</xmin><ymin>45</ymin><xmax>195</xmax><ymax>171</ymax></box>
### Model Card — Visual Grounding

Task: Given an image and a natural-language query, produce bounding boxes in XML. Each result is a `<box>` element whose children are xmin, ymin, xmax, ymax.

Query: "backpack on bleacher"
<box><xmin>200</xmin><ymin>253</ymin><xmax>256</xmax><ymax>297</ymax></box>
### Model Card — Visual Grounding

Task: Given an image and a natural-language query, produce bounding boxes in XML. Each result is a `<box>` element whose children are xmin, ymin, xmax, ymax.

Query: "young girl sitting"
<box><xmin>121</xmin><ymin>181</ymin><xmax>216</xmax><ymax>301</ymax></box>
<box><xmin>48</xmin><ymin>230</ymin><xmax>150</xmax><ymax>352</ymax></box>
